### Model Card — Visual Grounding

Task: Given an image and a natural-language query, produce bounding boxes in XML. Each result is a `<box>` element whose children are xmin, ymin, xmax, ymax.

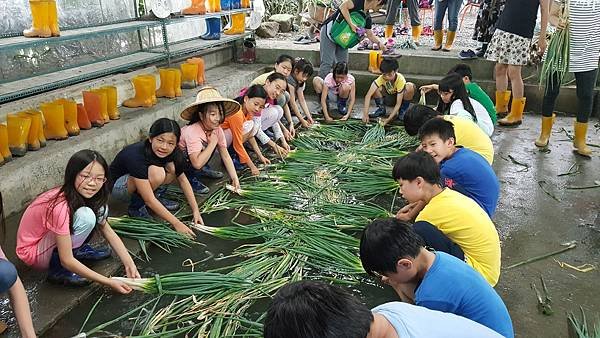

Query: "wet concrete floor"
<box><xmin>2</xmin><ymin>106</ymin><xmax>599</xmax><ymax>337</ymax></box>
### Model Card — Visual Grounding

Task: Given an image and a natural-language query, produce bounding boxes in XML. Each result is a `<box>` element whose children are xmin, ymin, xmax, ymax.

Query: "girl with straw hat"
<box><xmin>179</xmin><ymin>86</ymin><xmax>242</xmax><ymax>193</ymax></box>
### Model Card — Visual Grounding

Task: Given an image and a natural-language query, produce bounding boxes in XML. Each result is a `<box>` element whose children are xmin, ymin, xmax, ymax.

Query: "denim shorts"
<box><xmin>111</xmin><ymin>174</ymin><xmax>130</xmax><ymax>202</ymax></box>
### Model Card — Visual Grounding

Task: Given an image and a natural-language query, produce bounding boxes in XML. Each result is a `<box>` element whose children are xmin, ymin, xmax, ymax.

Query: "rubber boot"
<box><xmin>411</xmin><ymin>25</ymin><xmax>422</xmax><ymax>45</ymax></box>
<box><xmin>186</xmin><ymin>57</ymin><xmax>206</xmax><ymax>85</ymax></box>
<box><xmin>82</xmin><ymin>91</ymin><xmax>106</xmax><ymax>127</ymax></box>
<box><xmin>101</xmin><ymin>86</ymin><xmax>120</xmax><ymax>120</ymax></box>
<box><xmin>128</xmin><ymin>193</ymin><xmax>152</xmax><ymax>219</ymax></box>
<box><xmin>156</xmin><ymin>69</ymin><xmax>177</xmax><ymax>98</ymax></box>
<box><xmin>495</xmin><ymin>90</ymin><xmax>511</xmax><ymax>118</ymax></box>
<box><xmin>182</xmin><ymin>0</ymin><xmax>206</xmax><ymax>14</ymax></box>
<box><xmin>442</xmin><ymin>30</ymin><xmax>456</xmax><ymax>52</ymax></box>
<box><xmin>208</xmin><ymin>0</ymin><xmax>221</xmax><ymax>12</ymax></box>
<box><xmin>431</xmin><ymin>30</ymin><xmax>443</xmax><ymax>50</ymax></box>
<box><xmin>73</xmin><ymin>243</ymin><xmax>112</xmax><ymax>261</ymax></box>
<box><xmin>33</xmin><ymin>110</ymin><xmax>47</xmax><ymax>147</ymax></box>
<box><xmin>225</xmin><ymin>13</ymin><xmax>245</xmax><ymax>35</ymax></box>
<box><xmin>122</xmin><ymin>76</ymin><xmax>154</xmax><ymax>108</ymax></box>
<box><xmin>140</xmin><ymin>75</ymin><xmax>158</xmax><ymax>105</ymax></box>
<box><xmin>17</xmin><ymin>111</ymin><xmax>41</xmax><ymax>151</ymax></box>
<box><xmin>201</xmin><ymin>17</ymin><xmax>221</xmax><ymax>40</ymax></box>
<box><xmin>173</xmin><ymin>68</ymin><xmax>182</xmax><ymax>97</ymax></box>
<box><xmin>498</xmin><ymin>97</ymin><xmax>526</xmax><ymax>126</ymax></box>
<box><xmin>221</xmin><ymin>0</ymin><xmax>231</xmax><ymax>11</ymax></box>
<box><xmin>55</xmin><ymin>98</ymin><xmax>80</xmax><ymax>136</ymax></box>
<box><xmin>47</xmin><ymin>250</ymin><xmax>91</xmax><ymax>286</ymax></box>
<box><xmin>23</xmin><ymin>0</ymin><xmax>51</xmax><ymax>38</ymax></box>
<box><xmin>76</xmin><ymin>103</ymin><xmax>92</xmax><ymax>130</ymax></box>
<box><xmin>40</xmin><ymin>102</ymin><xmax>69</xmax><ymax>140</ymax></box>
<box><xmin>181</xmin><ymin>63</ymin><xmax>199</xmax><ymax>89</ymax></box>
<box><xmin>573</xmin><ymin>121</ymin><xmax>592</xmax><ymax>157</ymax></box>
<box><xmin>7</xmin><ymin>114</ymin><xmax>31</xmax><ymax>157</ymax></box>
<box><xmin>0</xmin><ymin>124</ymin><xmax>12</xmax><ymax>163</ymax></box>
<box><xmin>384</xmin><ymin>24</ymin><xmax>394</xmax><ymax>39</ymax></box>
<box><xmin>368</xmin><ymin>51</ymin><xmax>382</xmax><ymax>74</ymax></box>
<box><xmin>241</xmin><ymin>0</ymin><xmax>250</xmax><ymax>8</ymax></box>
<box><xmin>155</xmin><ymin>186</ymin><xmax>181</xmax><ymax>211</ymax></box>
<box><xmin>535</xmin><ymin>114</ymin><xmax>555</xmax><ymax>148</ymax></box>
<box><xmin>47</xmin><ymin>0</ymin><xmax>60</xmax><ymax>37</ymax></box>
<box><xmin>91</xmin><ymin>89</ymin><xmax>110</xmax><ymax>124</ymax></box>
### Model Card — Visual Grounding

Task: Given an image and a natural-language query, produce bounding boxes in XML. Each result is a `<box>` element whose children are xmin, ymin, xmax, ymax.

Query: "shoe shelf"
<box><xmin>151</xmin><ymin>31</ymin><xmax>250</xmax><ymax>58</ymax></box>
<box><xmin>0</xmin><ymin>20</ymin><xmax>162</xmax><ymax>53</ymax></box>
<box><xmin>0</xmin><ymin>52</ymin><xmax>165</xmax><ymax>103</ymax></box>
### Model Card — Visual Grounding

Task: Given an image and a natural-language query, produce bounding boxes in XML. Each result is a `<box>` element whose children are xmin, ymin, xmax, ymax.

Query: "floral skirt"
<box><xmin>472</xmin><ymin>0</ymin><xmax>506</xmax><ymax>43</ymax></box>
<box><xmin>485</xmin><ymin>29</ymin><xmax>532</xmax><ymax>65</ymax></box>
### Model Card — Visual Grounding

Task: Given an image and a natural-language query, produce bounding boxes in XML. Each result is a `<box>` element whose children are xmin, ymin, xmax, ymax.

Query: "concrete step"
<box><xmin>0</xmin><ymin>62</ymin><xmax>266</xmax><ymax>337</ymax></box>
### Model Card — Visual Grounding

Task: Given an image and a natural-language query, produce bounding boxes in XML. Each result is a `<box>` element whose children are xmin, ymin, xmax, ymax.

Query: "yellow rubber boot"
<box><xmin>495</xmin><ymin>90</ymin><xmax>511</xmax><ymax>118</ymax></box>
<box><xmin>101</xmin><ymin>86</ymin><xmax>120</xmax><ymax>120</ymax></box>
<box><xmin>33</xmin><ymin>109</ymin><xmax>47</xmax><ymax>147</ymax></box>
<box><xmin>17</xmin><ymin>111</ymin><xmax>41</xmax><ymax>151</ymax></box>
<box><xmin>411</xmin><ymin>25</ymin><xmax>422</xmax><ymax>45</ymax></box>
<box><xmin>181</xmin><ymin>63</ymin><xmax>199</xmax><ymax>89</ymax></box>
<box><xmin>187</xmin><ymin>58</ymin><xmax>206</xmax><ymax>85</ymax></box>
<box><xmin>0</xmin><ymin>124</ymin><xmax>12</xmax><ymax>162</ymax></box>
<box><xmin>208</xmin><ymin>0</ymin><xmax>221</xmax><ymax>13</ymax></box>
<box><xmin>535</xmin><ymin>114</ymin><xmax>555</xmax><ymax>148</ymax></box>
<box><xmin>40</xmin><ymin>102</ymin><xmax>69</xmax><ymax>140</ymax></box>
<box><xmin>499</xmin><ymin>97</ymin><xmax>526</xmax><ymax>126</ymax></box>
<box><xmin>573</xmin><ymin>121</ymin><xmax>592</xmax><ymax>157</ymax></box>
<box><xmin>7</xmin><ymin>114</ymin><xmax>32</xmax><ymax>157</ymax></box>
<box><xmin>156</xmin><ymin>69</ymin><xmax>177</xmax><ymax>98</ymax></box>
<box><xmin>122</xmin><ymin>76</ymin><xmax>154</xmax><ymax>108</ymax></box>
<box><xmin>173</xmin><ymin>69</ymin><xmax>182</xmax><ymax>97</ymax></box>
<box><xmin>47</xmin><ymin>0</ymin><xmax>60</xmax><ymax>36</ymax></box>
<box><xmin>77</xmin><ymin>103</ymin><xmax>92</xmax><ymax>130</ymax></box>
<box><xmin>384</xmin><ymin>25</ymin><xmax>394</xmax><ymax>39</ymax></box>
<box><xmin>83</xmin><ymin>91</ymin><xmax>105</xmax><ymax>127</ymax></box>
<box><xmin>241</xmin><ymin>0</ymin><xmax>250</xmax><ymax>8</ymax></box>
<box><xmin>432</xmin><ymin>30</ymin><xmax>443</xmax><ymax>50</ymax></box>
<box><xmin>225</xmin><ymin>13</ymin><xmax>246</xmax><ymax>35</ymax></box>
<box><xmin>91</xmin><ymin>89</ymin><xmax>110</xmax><ymax>123</ymax></box>
<box><xmin>23</xmin><ymin>0</ymin><xmax>51</xmax><ymax>38</ymax></box>
<box><xmin>140</xmin><ymin>75</ymin><xmax>158</xmax><ymax>105</ymax></box>
<box><xmin>55</xmin><ymin>98</ymin><xmax>80</xmax><ymax>136</ymax></box>
<box><xmin>442</xmin><ymin>30</ymin><xmax>456</xmax><ymax>51</ymax></box>
<box><xmin>368</xmin><ymin>51</ymin><xmax>382</xmax><ymax>74</ymax></box>
<box><xmin>182</xmin><ymin>0</ymin><xmax>206</xmax><ymax>14</ymax></box>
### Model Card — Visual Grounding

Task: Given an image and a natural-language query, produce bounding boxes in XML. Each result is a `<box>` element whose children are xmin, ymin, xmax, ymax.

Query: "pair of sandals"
<box><xmin>293</xmin><ymin>35</ymin><xmax>319</xmax><ymax>44</ymax></box>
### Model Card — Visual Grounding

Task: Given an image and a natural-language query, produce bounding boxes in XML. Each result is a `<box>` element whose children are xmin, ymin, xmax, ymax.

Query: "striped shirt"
<box><xmin>568</xmin><ymin>0</ymin><xmax>600</xmax><ymax>72</ymax></box>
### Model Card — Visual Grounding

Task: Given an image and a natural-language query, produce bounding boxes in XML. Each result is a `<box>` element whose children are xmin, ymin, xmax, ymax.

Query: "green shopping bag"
<box><xmin>330</xmin><ymin>11</ymin><xmax>367</xmax><ymax>49</ymax></box>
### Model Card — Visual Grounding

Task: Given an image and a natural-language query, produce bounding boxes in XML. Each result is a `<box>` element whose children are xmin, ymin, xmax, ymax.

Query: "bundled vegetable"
<box><xmin>540</xmin><ymin>1</ymin><xmax>570</xmax><ymax>92</ymax></box>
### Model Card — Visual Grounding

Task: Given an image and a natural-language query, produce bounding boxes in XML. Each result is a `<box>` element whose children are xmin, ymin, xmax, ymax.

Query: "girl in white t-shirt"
<box><xmin>312</xmin><ymin>62</ymin><xmax>357</xmax><ymax>122</ymax></box>
<box><xmin>434</xmin><ymin>73</ymin><xmax>494</xmax><ymax>136</ymax></box>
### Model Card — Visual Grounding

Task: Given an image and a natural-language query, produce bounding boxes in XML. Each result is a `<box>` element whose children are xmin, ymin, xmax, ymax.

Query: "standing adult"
<box><xmin>535</xmin><ymin>0</ymin><xmax>600</xmax><ymax>157</ymax></box>
<box><xmin>486</xmin><ymin>0</ymin><xmax>549</xmax><ymax>126</ymax></box>
<box><xmin>432</xmin><ymin>0</ymin><xmax>463</xmax><ymax>52</ymax></box>
<box><xmin>319</xmin><ymin>0</ymin><xmax>388</xmax><ymax>79</ymax></box>
<box><xmin>384</xmin><ymin>0</ymin><xmax>423</xmax><ymax>45</ymax></box>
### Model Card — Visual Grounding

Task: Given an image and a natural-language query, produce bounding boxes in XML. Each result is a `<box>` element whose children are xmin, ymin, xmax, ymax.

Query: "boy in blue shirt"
<box><xmin>359</xmin><ymin>218</ymin><xmax>514</xmax><ymax>338</ymax></box>
<box><xmin>419</xmin><ymin>117</ymin><xmax>500</xmax><ymax>216</ymax></box>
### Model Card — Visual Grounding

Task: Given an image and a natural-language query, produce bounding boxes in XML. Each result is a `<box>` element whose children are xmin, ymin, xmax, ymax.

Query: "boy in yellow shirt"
<box><xmin>393</xmin><ymin>151</ymin><xmax>501</xmax><ymax>286</ymax></box>
<box><xmin>362</xmin><ymin>58</ymin><xmax>415</xmax><ymax>126</ymax></box>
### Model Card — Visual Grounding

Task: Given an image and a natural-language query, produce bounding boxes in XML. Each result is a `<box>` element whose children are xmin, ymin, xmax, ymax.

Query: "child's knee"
<box><xmin>148</xmin><ymin>165</ymin><xmax>167</xmax><ymax>188</ymax></box>
<box><xmin>73</xmin><ymin>207</ymin><xmax>97</xmax><ymax>230</ymax></box>
<box><xmin>0</xmin><ymin>259</ymin><xmax>18</xmax><ymax>293</ymax></box>
<box><xmin>404</xmin><ymin>82</ymin><xmax>416</xmax><ymax>99</ymax></box>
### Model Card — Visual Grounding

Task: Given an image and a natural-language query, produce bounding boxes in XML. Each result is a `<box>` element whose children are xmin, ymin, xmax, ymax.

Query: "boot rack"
<box><xmin>0</xmin><ymin>8</ymin><xmax>252</xmax><ymax>105</ymax></box>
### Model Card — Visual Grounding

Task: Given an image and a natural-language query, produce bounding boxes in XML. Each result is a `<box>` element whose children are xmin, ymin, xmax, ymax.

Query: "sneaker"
<box><xmin>189</xmin><ymin>176</ymin><xmax>210</xmax><ymax>194</ymax></box>
<box><xmin>47</xmin><ymin>251</ymin><xmax>91</xmax><ymax>287</ymax></box>
<box><xmin>231</xmin><ymin>156</ymin><xmax>247</xmax><ymax>171</ymax></box>
<box><xmin>128</xmin><ymin>204</ymin><xmax>152</xmax><ymax>219</ymax></box>
<box><xmin>337</xmin><ymin>102</ymin><xmax>348</xmax><ymax>115</ymax></box>
<box><xmin>458</xmin><ymin>49</ymin><xmax>477</xmax><ymax>60</ymax></box>
<box><xmin>154</xmin><ymin>186</ymin><xmax>180</xmax><ymax>211</ymax></box>
<box><xmin>369</xmin><ymin>105</ymin><xmax>386</xmax><ymax>118</ymax></box>
<box><xmin>73</xmin><ymin>243</ymin><xmax>112</xmax><ymax>261</ymax></box>
<box><xmin>200</xmin><ymin>165</ymin><xmax>224</xmax><ymax>179</ymax></box>
<box><xmin>476</xmin><ymin>48</ymin><xmax>487</xmax><ymax>58</ymax></box>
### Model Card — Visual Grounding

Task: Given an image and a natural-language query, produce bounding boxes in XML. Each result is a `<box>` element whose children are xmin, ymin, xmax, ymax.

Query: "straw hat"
<box><xmin>180</xmin><ymin>86</ymin><xmax>241</xmax><ymax>121</ymax></box>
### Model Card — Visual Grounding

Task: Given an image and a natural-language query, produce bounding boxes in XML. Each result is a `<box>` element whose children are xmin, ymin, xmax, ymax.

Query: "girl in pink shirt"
<box><xmin>179</xmin><ymin>86</ymin><xmax>242</xmax><ymax>193</ymax></box>
<box><xmin>312</xmin><ymin>62</ymin><xmax>356</xmax><ymax>122</ymax></box>
<box><xmin>1</xmin><ymin>193</ymin><xmax>35</xmax><ymax>338</ymax></box>
<box><xmin>16</xmin><ymin>150</ymin><xmax>140</xmax><ymax>291</ymax></box>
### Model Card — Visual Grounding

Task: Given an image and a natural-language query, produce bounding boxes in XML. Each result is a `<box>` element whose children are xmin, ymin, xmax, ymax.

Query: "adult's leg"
<box><xmin>335</xmin><ymin>45</ymin><xmax>349</xmax><ymax>65</ymax></box>
<box><xmin>385</xmin><ymin>0</ymin><xmax>401</xmax><ymax>38</ymax></box>
<box><xmin>572</xmin><ymin>69</ymin><xmax>598</xmax><ymax>156</ymax></box>
<box><xmin>319</xmin><ymin>28</ymin><xmax>337</xmax><ymax>79</ymax></box>
<box><xmin>413</xmin><ymin>221</ymin><xmax>465</xmax><ymax>260</ymax></box>
<box><xmin>499</xmin><ymin>64</ymin><xmax>525</xmax><ymax>126</ymax></box>
<box><xmin>535</xmin><ymin>75</ymin><xmax>561</xmax><ymax>147</ymax></box>
<box><xmin>447</xmin><ymin>0</ymin><xmax>462</xmax><ymax>32</ymax></box>
<box><xmin>507</xmin><ymin>65</ymin><xmax>524</xmax><ymax>99</ymax></box>
<box><xmin>407</xmin><ymin>0</ymin><xmax>422</xmax><ymax>44</ymax></box>
<box><xmin>494</xmin><ymin>63</ymin><xmax>509</xmax><ymax>92</ymax></box>
<box><xmin>433</xmin><ymin>0</ymin><xmax>449</xmax><ymax>31</ymax></box>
